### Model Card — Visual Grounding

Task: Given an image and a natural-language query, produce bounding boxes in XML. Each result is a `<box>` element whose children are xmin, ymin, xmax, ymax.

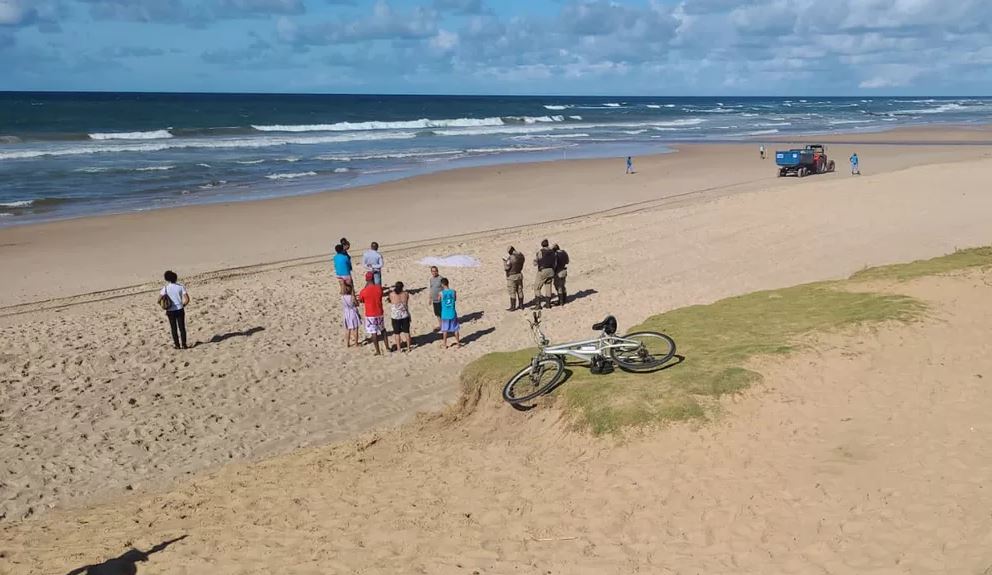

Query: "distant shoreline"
<box><xmin>3</xmin><ymin>126</ymin><xmax>992</xmax><ymax>308</ymax></box>
<box><xmin>3</xmin><ymin>123</ymin><xmax>992</xmax><ymax>228</ymax></box>
<box><xmin>3</xmin><ymin>94</ymin><xmax>991</xmax><ymax>226</ymax></box>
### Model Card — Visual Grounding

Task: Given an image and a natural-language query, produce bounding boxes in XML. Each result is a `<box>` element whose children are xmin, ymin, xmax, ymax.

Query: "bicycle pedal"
<box><xmin>590</xmin><ymin>357</ymin><xmax>615</xmax><ymax>375</ymax></box>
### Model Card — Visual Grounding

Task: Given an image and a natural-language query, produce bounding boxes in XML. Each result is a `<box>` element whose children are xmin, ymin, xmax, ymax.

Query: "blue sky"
<box><xmin>1</xmin><ymin>0</ymin><xmax>990</xmax><ymax>94</ymax></box>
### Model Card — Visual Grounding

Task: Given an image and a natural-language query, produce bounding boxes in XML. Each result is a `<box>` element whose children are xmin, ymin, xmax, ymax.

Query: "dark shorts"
<box><xmin>391</xmin><ymin>316</ymin><xmax>411</xmax><ymax>335</ymax></box>
<box><xmin>433</xmin><ymin>302</ymin><xmax>442</xmax><ymax>318</ymax></box>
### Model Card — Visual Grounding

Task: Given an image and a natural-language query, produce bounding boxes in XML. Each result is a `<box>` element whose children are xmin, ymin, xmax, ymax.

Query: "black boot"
<box><xmin>558</xmin><ymin>289</ymin><xmax>567</xmax><ymax>307</ymax></box>
<box><xmin>507</xmin><ymin>298</ymin><xmax>517</xmax><ymax>312</ymax></box>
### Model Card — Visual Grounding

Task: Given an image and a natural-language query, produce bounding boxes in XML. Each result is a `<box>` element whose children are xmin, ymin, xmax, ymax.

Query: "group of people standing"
<box><xmin>158</xmin><ymin>236</ymin><xmax>569</xmax><ymax>353</ymax></box>
<box><xmin>504</xmin><ymin>239</ymin><xmax>569</xmax><ymax>311</ymax></box>
<box><xmin>334</xmin><ymin>238</ymin><xmax>461</xmax><ymax>355</ymax></box>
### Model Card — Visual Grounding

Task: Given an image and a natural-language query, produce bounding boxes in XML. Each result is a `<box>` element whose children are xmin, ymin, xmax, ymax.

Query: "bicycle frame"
<box><xmin>529</xmin><ymin>315</ymin><xmax>636</xmax><ymax>365</ymax></box>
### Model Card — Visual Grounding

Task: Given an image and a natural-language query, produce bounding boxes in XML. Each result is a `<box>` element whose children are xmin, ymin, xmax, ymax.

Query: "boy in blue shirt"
<box><xmin>333</xmin><ymin>244</ymin><xmax>353</xmax><ymax>292</ymax></box>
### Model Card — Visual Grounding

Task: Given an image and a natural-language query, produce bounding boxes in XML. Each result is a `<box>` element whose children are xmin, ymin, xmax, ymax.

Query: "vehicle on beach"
<box><xmin>775</xmin><ymin>144</ymin><xmax>836</xmax><ymax>178</ymax></box>
<box><xmin>502</xmin><ymin>312</ymin><xmax>677</xmax><ymax>405</ymax></box>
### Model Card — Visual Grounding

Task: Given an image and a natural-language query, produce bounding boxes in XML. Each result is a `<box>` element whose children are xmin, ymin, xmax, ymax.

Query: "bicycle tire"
<box><xmin>502</xmin><ymin>355</ymin><xmax>565</xmax><ymax>404</ymax></box>
<box><xmin>610</xmin><ymin>331</ymin><xmax>676</xmax><ymax>373</ymax></box>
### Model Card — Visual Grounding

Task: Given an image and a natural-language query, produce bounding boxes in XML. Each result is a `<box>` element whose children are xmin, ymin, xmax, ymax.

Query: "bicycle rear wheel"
<box><xmin>610</xmin><ymin>332</ymin><xmax>676</xmax><ymax>373</ymax></box>
<box><xmin>502</xmin><ymin>355</ymin><xmax>565</xmax><ymax>404</ymax></box>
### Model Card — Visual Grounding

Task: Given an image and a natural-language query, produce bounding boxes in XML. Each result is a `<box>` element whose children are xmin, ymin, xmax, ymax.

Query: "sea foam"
<box><xmin>89</xmin><ymin>130</ymin><xmax>174</xmax><ymax>140</ymax></box>
<box><xmin>249</xmin><ymin>116</ymin><xmax>563</xmax><ymax>133</ymax></box>
<box><xmin>266</xmin><ymin>171</ymin><xmax>318</xmax><ymax>180</ymax></box>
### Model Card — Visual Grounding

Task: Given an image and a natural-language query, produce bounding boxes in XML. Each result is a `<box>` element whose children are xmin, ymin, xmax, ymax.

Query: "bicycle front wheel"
<box><xmin>610</xmin><ymin>332</ymin><xmax>676</xmax><ymax>373</ymax></box>
<box><xmin>502</xmin><ymin>355</ymin><xmax>565</xmax><ymax>404</ymax></box>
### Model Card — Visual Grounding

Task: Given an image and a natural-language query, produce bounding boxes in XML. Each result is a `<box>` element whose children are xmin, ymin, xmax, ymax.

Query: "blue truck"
<box><xmin>775</xmin><ymin>144</ymin><xmax>836</xmax><ymax>177</ymax></box>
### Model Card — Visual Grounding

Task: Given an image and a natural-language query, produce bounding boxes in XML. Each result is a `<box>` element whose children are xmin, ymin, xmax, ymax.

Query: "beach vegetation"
<box><xmin>461</xmin><ymin>247</ymin><xmax>992</xmax><ymax>435</ymax></box>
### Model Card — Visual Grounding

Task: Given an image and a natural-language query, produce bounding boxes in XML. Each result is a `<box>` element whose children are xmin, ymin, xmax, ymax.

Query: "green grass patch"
<box><xmin>850</xmin><ymin>246</ymin><xmax>992</xmax><ymax>283</ymax></box>
<box><xmin>462</xmin><ymin>247</ymin><xmax>991</xmax><ymax>435</ymax></box>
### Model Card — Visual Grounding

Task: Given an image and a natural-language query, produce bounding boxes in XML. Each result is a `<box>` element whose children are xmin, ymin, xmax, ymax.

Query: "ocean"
<box><xmin>2</xmin><ymin>93</ymin><xmax>990</xmax><ymax>225</ymax></box>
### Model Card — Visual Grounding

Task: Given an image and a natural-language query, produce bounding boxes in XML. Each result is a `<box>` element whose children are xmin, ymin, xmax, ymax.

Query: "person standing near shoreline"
<box><xmin>159</xmin><ymin>270</ymin><xmax>190</xmax><ymax>350</ymax></box>
<box><xmin>363</xmin><ymin>241</ymin><xmax>384</xmax><ymax>286</ymax></box>
<box><xmin>389</xmin><ymin>281</ymin><xmax>412</xmax><ymax>353</ymax></box>
<box><xmin>357</xmin><ymin>271</ymin><xmax>385</xmax><ymax>356</ymax></box>
<box><xmin>533</xmin><ymin>239</ymin><xmax>555</xmax><ymax>310</ymax></box>
<box><xmin>438</xmin><ymin>277</ymin><xmax>461</xmax><ymax>348</ymax></box>
<box><xmin>333</xmin><ymin>243</ymin><xmax>352</xmax><ymax>292</ymax></box>
<box><xmin>850</xmin><ymin>152</ymin><xmax>861</xmax><ymax>175</ymax></box>
<box><xmin>626</xmin><ymin>156</ymin><xmax>634</xmax><ymax>174</ymax></box>
<box><xmin>341</xmin><ymin>282</ymin><xmax>360</xmax><ymax>348</ymax></box>
<box><xmin>503</xmin><ymin>246</ymin><xmax>525</xmax><ymax>311</ymax></box>
<box><xmin>552</xmin><ymin>243</ymin><xmax>569</xmax><ymax>307</ymax></box>
<box><xmin>428</xmin><ymin>265</ymin><xmax>443</xmax><ymax>332</ymax></box>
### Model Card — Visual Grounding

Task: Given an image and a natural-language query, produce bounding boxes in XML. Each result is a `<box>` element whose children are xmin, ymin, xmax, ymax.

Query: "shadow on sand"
<box><xmin>191</xmin><ymin>326</ymin><xmax>265</xmax><ymax>348</ymax></box>
<box><xmin>65</xmin><ymin>535</ymin><xmax>187</xmax><ymax>575</ymax></box>
<box><xmin>510</xmin><ymin>354</ymin><xmax>686</xmax><ymax>410</ymax></box>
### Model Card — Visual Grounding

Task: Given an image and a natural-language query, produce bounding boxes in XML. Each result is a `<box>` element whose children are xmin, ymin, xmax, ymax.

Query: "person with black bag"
<box><xmin>159</xmin><ymin>270</ymin><xmax>190</xmax><ymax>350</ymax></box>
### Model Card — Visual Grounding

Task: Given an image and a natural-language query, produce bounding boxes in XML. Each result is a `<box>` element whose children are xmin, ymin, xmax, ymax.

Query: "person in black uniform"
<box><xmin>533</xmin><ymin>239</ymin><xmax>556</xmax><ymax>310</ymax></box>
<box><xmin>552</xmin><ymin>243</ymin><xmax>569</xmax><ymax>307</ymax></box>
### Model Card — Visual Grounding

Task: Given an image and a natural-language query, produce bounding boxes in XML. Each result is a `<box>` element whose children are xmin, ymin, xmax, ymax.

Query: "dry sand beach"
<box><xmin>3</xmin><ymin>128</ymin><xmax>992</xmax><ymax>573</ymax></box>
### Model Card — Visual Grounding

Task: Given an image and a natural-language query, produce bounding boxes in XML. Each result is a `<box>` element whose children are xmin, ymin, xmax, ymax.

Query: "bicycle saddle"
<box><xmin>592</xmin><ymin>315</ymin><xmax>618</xmax><ymax>335</ymax></box>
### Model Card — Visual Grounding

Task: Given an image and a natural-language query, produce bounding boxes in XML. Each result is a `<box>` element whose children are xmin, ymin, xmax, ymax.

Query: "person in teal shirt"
<box><xmin>333</xmin><ymin>244</ymin><xmax>352</xmax><ymax>292</ymax></box>
<box><xmin>438</xmin><ymin>278</ymin><xmax>461</xmax><ymax>348</ymax></box>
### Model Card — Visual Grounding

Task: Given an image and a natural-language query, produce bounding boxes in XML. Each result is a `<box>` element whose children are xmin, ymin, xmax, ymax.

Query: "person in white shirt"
<box><xmin>363</xmin><ymin>241</ymin><xmax>384</xmax><ymax>286</ymax></box>
<box><xmin>160</xmin><ymin>270</ymin><xmax>190</xmax><ymax>349</ymax></box>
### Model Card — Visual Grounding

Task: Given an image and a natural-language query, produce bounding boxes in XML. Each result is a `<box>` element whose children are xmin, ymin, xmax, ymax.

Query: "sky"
<box><xmin>1</xmin><ymin>0</ymin><xmax>990</xmax><ymax>95</ymax></box>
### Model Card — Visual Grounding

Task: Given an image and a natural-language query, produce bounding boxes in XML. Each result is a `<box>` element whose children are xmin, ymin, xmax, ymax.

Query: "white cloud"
<box><xmin>429</xmin><ymin>28</ymin><xmax>458</xmax><ymax>52</ymax></box>
<box><xmin>0</xmin><ymin>0</ymin><xmax>27</xmax><ymax>26</ymax></box>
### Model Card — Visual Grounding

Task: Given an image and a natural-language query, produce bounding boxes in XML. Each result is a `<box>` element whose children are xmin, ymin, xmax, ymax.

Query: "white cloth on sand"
<box><xmin>419</xmin><ymin>255</ymin><xmax>481</xmax><ymax>268</ymax></box>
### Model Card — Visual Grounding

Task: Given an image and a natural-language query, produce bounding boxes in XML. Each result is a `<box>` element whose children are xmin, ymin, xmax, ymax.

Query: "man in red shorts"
<box><xmin>357</xmin><ymin>271</ymin><xmax>386</xmax><ymax>355</ymax></box>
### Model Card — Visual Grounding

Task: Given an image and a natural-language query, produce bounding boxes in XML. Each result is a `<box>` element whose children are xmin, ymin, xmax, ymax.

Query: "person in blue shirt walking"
<box><xmin>625</xmin><ymin>156</ymin><xmax>634</xmax><ymax>174</ymax></box>
<box><xmin>850</xmin><ymin>152</ymin><xmax>860</xmax><ymax>175</ymax></box>
<box><xmin>437</xmin><ymin>277</ymin><xmax>461</xmax><ymax>348</ymax></box>
<box><xmin>333</xmin><ymin>243</ymin><xmax>353</xmax><ymax>293</ymax></box>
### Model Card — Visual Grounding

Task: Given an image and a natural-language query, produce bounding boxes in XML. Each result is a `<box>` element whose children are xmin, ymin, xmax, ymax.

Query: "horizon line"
<box><xmin>1</xmin><ymin>90</ymin><xmax>989</xmax><ymax>99</ymax></box>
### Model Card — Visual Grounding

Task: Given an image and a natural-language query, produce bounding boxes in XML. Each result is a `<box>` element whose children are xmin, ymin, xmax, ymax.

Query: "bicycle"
<box><xmin>502</xmin><ymin>311</ymin><xmax>676</xmax><ymax>404</ymax></box>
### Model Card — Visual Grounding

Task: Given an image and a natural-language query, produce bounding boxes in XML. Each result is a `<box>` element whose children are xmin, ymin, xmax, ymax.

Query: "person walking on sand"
<box><xmin>341</xmin><ymin>282</ymin><xmax>361</xmax><ymax>348</ymax></box>
<box><xmin>552</xmin><ymin>243</ymin><xmax>569</xmax><ymax>307</ymax></box>
<box><xmin>428</xmin><ymin>265</ymin><xmax>443</xmax><ymax>332</ymax></box>
<box><xmin>389</xmin><ymin>281</ymin><xmax>412</xmax><ymax>353</ymax></box>
<box><xmin>759</xmin><ymin>145</ymin><xmax>766</xmax><ymax>160</ymax></box>
<box><xmin>357</xmin><ymin>271</ymin><xmax>386</xmax><ymax>355</ymax></box>
<box><xmin>333</xmin><ymin>244</ymin><xmax>353</xmax><ymax>292</ymax></box>
<box><xmin>625</xmin><ymin>156</ymin><xmax>634</xmax><ymax>174</ymax></box>
<box><xmin>850</xmin><ymin>152</ymin><xmax>860</xmax><ymax>175</ymax></box>
<box><xmin>533</xmin><ymin>239</ymin><xmax>556</xmax><ymax>310</ymax></box>
<box><xmin>437</xmin><ymin>277</ymin><xmax>461</xmax><ymax>348</ymax></box>
<box><xmin>363</xmin><ymin>241</ymin><xmax>384</xmax><ymax>286</ymax></box>
<box><xmin>503</xmin><ymin>246</ymin><xmax>525</xmax><ymax>311</ymax></box>
<box><xmin>159</xmin><ymin>270</ymin><xmax>190</xmax><ymax>350</ymax></box>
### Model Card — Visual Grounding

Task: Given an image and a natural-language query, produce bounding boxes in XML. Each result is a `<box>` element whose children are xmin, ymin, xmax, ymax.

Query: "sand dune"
<box><xmin>3</xmin><ymin>134</ymin><xmax>992</xmax><ymax>572</ymax></box>
<box><xmin>2</xmin><ymin>143</ymin><xmax>992</xmax><ymax>528</ymax></box>
<box><xmin>4</xmin><ymin>269</ymin><xmax>992</xmax><ymax>574</ymax></box>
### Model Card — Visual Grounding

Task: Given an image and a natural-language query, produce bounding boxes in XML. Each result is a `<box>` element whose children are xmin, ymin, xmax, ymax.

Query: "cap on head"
<box><xmin>541</xmin><ymin>239</ymin><xmax>549</xmax><ymax>248</ymax></box>
<box><xmin>365</xmin><ymin>271</ymin><xmax>375</xmax><ymax>282</ymax></box>
<box><xmin>508</xmin><ymin>246</ymin><xmax>515</xmax><ymax>254</ymax></box>
<box><xmin>552</xmin><ymin>243</ymin><xmax>560</xmax><ymax>250</ymax></box>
